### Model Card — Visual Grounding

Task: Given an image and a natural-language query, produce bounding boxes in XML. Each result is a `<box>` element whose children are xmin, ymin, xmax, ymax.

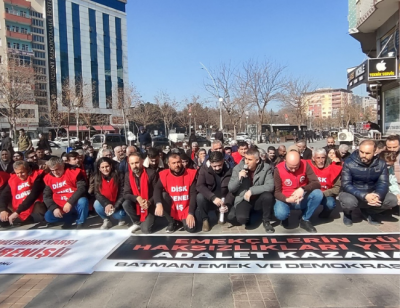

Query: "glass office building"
<box><xmin>48</xmin><ymin>0</ymin><xmax>128</xmax><ymax>114</ymax></box>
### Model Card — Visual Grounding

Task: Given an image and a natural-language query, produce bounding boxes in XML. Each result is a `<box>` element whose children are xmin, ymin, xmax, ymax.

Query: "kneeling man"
<box><xmin>307</xmin><ymin>148</ymin><xmax>342</xmax><ymax>218</ymax></box>
<box><xmin>43</xmin><ymin>158</ymin><xmax>89</xmax><ymax>229</ymax></box>
<box><xmin>154</xmin><ymin>153</ymin><xmax>197</xmax><ymax>233</ymax></box>
<box><xmin>0</xmin><ymin>162</ymin><xmax>46</xmax><ymax>226</ymax></box>
<box><xmin>228</xmin><ymin>148</ymin><xmax>275</xmax><ymax>233</ymax></box>
<box><xmin>339</xmin><ymin>140</ymin><xmax>397</xmax><ymax>226</ymax></box>
<box><xmin>274</xmin><ymin>151</ymin><xmax>322</xmax><ymax>232</ymax></box>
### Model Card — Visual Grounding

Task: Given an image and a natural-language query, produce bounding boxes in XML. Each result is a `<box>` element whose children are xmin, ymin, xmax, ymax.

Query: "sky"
<box><xmin>126</xmin><ymin>0</ymin><xmax>367</xmax><ymax>110</ymax></box>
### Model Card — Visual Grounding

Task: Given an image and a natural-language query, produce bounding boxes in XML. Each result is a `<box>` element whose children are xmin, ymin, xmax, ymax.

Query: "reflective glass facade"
<box><xmin>89</xmin><ymin>9</ymin><xmax>99</xmax><ymax>108</ymax></box>
<box><xmin>58</xmin><ymin>0</ymin><xmax>69</xmax><ymax>101</ymax></box>
<box><xmin>90</xmin><ymin>0</ymin><xmax>125</xmax><ymax>12</ymax></box>
<box><xmin>103</xmin><ymin>13</ymin><xmax>112</xmax><ymax>109</ymax></box>
<box><xmin>72</xmin><ymin>3</ymin><xmax>82</xmax><ymax>89</ymax></box>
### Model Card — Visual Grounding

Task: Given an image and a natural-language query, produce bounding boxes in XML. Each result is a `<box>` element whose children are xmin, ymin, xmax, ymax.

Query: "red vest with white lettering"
<box><xmin>159</xmin><ymin>168</ymin><xmax>197</xmax><ymax>220</ymax></box>
<box><xmin>9</xmin><ymin>170</ymin><xmax>43</xmax><ymax>221</ymax></box>
<box><xmin>306</xmin><ymin>160</ymin><xmax>342</xmax><ymax>192</ymax></box>
<box><xmin>276</xmin><ymin>160</ymin><xmax>309</xmax><ymax>197</ymax></box>
<box><xmin>44</xmin><ymin>168</ymin><xmax>81</xmax><ymax>207</ymax></box>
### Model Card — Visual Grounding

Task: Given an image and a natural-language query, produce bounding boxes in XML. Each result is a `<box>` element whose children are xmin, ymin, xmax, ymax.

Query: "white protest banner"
<box><xmin>0</xmin><ymin>230</ymin><xmax>129</xmax><ymax>274</ymax></box>
<box><xmin>95</xmin><ymin>233</ymin><xmax>400</xmax><ymax>274</ymax></box>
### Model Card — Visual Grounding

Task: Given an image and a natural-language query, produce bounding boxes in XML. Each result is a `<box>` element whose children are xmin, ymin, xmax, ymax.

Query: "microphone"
<box><xmin>240</xmin><ymin>164</ymin><xmax>249</xmax><ymax>184</ymax></box>
<box><xmin>219</xmin><ymin>198</ymin><xmax>226</xmax><ymax>225</ymax></box>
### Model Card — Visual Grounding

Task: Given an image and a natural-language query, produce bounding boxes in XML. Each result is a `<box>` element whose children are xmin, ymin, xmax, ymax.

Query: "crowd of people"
<box><xmin>0</xmin><ymin>128</ymin><xmax>398</xmax><ymax>235</ymax></box>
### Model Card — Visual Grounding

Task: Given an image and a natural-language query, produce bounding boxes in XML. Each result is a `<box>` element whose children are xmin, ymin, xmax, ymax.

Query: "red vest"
<box><xmin>0</xmin><ymin>171</ymin><xmax>10</xmax><ymax>189</ymax></box>
<box><xmin>159</xmin><ymin>168</ymin><xmax>197</xmax><ymax>220</ymax></box>
<box><xmin>44</xmin><ymin>168</ymin><xmax>82</xmax><ymax>207</ymax></box>
<box><xmin>9</xmin><ymin>170</ymin><xmax>43</xmax><ymax>221</ymax></box>
<box><xmin>232</xmin><ymin>152</ymin><xmax>243</xmax><ymax>165</ymax></box>
<box><xmin>276</xmin><ymin>160</ymin><xmax>309</xmax><ymax>197</ymax></box>
<box><xmin>306</xmin><ymin>160</ymin><xmax>342</xmax><ymax>192</ymax></box>
<box><xmin>99</xmin><ymin>177</ymin><xmax>118</xmax><ymax>204</ymax></box>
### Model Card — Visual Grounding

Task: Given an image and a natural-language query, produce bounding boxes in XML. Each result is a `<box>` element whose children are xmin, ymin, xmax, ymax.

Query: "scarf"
<box><xmin>129</xmin><ymin>169</ymin><xmax>149</xmax><ymax>222</ymax></box>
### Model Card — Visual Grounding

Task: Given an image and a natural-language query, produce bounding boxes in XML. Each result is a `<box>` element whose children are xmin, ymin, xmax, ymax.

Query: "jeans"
<box><xmin>338</xmin><ymin>192</ymin><xmax>397</xmax><ymax>215</ymax></box>
<box><xmin>45</xmin><ymin>197</ymin><xmax>89</xmax><ymax>225</ymax></box>
<box><xmin>274</xmin><ymin>189</ymin><xmax>323</xmax><ymax>221</ymax></box>
<box><xmin>93</xmin><ymin>200</ymin><xmax>126</xmax><ymax>220</ymax></box>
<box><xmin>321</xmin><ymin>196</ymin><xmax>336</xmax><ymax>211</ymax></box>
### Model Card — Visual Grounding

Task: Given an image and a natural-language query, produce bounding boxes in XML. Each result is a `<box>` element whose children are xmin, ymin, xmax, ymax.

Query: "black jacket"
<box><xmin>43</xmin><ymin>166</ymin><xmax>87</xmax><ymax>212</ymax></box>
<box><xmin>38</xmin><ymin>138</ymin><xmax>51</xmax><ymax>152</ymax></box>
<box><xmin>196</xmin><ymin>163</ymin><xmax>234</xmax><ymax>206</ymax></box>
<box><xmin>188</xmin><ymin>134</ymin><xmax>197</xmax><ymax>146</ymax></box>
<box><xmin>341</xmin><ymin>150</ymin><xmax>389</xmax><ymax>200</ymax></box>
<box><xmin>138</xmin><ymin>131</ymin><xmax>152</xmax><ymax>146</ymax></box>
<box><xmin>123</xmin><ymin>167</ymin><xmax>158</xmax><ymax>206</ymax></box>
<box><xmin>94</xmin><ymin>172</ymin><xmax>125</xmax><ymax>210</ymax></box>
<box><xmin>214</xmin><ymin>131</ymin><xmax>224</xmax><ymax>142</ymax></box>
<box><xmin>1</xmin><ymin>136</ymin><xmax>13</xmax><ymax>154</ymax></box>
<box><xmin>301</xmin><ymin>148</ymin><xmax>312</xmax><ymax>160</ymax></box>
<box><xmin>0</xmin><ymin>171</ymin><xmax>46</xmax><ymax>214</ymax></box>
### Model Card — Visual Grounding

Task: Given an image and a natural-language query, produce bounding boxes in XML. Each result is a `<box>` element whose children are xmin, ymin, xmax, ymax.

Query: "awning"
<box><xmin>93</xmin><ymin>125</ymin><xmax>115</xmax><ymax>131</ymax></box>
<box><xmin>65</xmin><ymin>125</ymin><xmax>90</xmax><ymax>132</ymax></box>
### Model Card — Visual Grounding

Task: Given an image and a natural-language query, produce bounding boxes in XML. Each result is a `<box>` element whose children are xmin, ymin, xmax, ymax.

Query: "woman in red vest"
<box><xmin>93</xmin><ymin>157</ymin><xmax>126</xmax><ymax>229</ymax></box>
<box><xmin>0</xmin><ymin>161</ymin><xmax>46</xmax><ymax>227</ymax></box>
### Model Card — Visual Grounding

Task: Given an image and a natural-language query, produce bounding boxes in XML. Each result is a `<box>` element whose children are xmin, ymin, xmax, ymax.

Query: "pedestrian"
<box><xmin>1</xmin><ymin>132</ymin><xmax>14</xmax><ymax>155</ymax></box>
<box><xmin>17</xmin><ymin>129</ymin><xmax>32</xmax><ymax>154</ymax></box>
<box><xmin>38</xmin><ymin>133</ymin><xmax>51</xmax><ymax>153</ymax></box>
<box><xmin>214</xmin><ymin>128</ymin><xmax>224</xmax><ymax>144</ymax></box>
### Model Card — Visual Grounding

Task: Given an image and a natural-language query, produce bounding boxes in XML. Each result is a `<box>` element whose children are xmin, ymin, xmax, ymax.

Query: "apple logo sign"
<box><xmin>376</xmin><ymin>60</ymin><xmax>387</xmax><ymax>72</ymax></box>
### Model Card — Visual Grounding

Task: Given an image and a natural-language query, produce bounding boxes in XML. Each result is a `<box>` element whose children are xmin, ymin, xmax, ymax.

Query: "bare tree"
<box><xmin>0</xmin><ymin>60</ymin><xmax>35</xmax><ymax>140</ymax></box>
<box><xmin>154</xmin><ymin>91</ymin><xmax>178</xmax><ymax>136</ymax></box>
<box><xmin>46</xmin><ymin>99</ymin><xmax>68</xmax><ymax>138</ymax></box>
<box><xmin>279</xmin><ymin>78</ymin><xmax>317</xmax><ymax>129</ymax></box>
<box><xmin>241</xmin><ymin>59</ymin><xmax>286</xmax><ymax>140</ymax></box>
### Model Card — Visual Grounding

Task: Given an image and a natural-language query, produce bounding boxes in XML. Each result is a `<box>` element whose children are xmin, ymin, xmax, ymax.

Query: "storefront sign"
<box><xmin>368</xmin><ymin>57</ymin><xmax>398</xmax><ymax>81</ymax></box>
<box><xmin>347</xmin><ymin>61</ymin><xmax>367</xmax><ymax>89</ymax></box>
<box><xmin>95</xmin><ymin>233</ymin><xmax>400</xmax><ymax>274</ymax></box>
<box><xmin>0</xmin><ymin>230</ymin><xmax>128</xmax><ymax>274</ymax></box>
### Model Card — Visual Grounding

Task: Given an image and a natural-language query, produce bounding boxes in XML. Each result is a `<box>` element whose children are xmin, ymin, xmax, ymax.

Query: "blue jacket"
<box><xmin>341</xmin><ymin>150</ymin><xmax>389</xmax><ymax>200</ymax></box>
<box><xmin>203</xmin><ymin>153</ymin><xmax>236</xmax><ymax>169</ymax></box>
<box><xmin>138</xmin><ymin>131</ymin><xmax>152</xmax><ymax>146</ymax></box>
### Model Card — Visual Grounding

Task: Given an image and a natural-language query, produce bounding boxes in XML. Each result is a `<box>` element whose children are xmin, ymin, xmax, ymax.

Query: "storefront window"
<box><xmin>384</xmin><ymin>87</ymin><xmax>400</xmax><ymax>134</ymax></box>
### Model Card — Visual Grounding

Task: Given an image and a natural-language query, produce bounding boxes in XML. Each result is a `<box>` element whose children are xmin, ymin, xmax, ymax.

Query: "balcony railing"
<box><xmin>8</xmin><ymin>48</ymin><xmax>33</xmax><ymax>56</ymax></box>
<box><xmin>4</xmin><ymin>12</ymin><xmax>31</xmax><ymax>25</ymax></box>
<box><xmin>4</xmin><ymin>0</ymin><xmax>31</xmax><ymax>9</ymax></box>
<box><xmin>6</xmin><ymin>30</ymin><xmax>32</xmax><ymax>41</ymax></box>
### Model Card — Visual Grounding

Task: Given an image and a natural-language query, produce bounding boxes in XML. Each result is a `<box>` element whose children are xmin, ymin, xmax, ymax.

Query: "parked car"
<box><xmin>210</xmin><ymin>132</ymin><xmax>232</xmax><ymax>143</ymax></box>
<box><xmin>236</xmin><ymin>133</ymin><xmax>249</xmax><ymax>141</ymax></box>
<box><xmin>196</xmin><ymin>136</ymin><xmax>211</xmax><ymax>147</ymax></box>
<box><xmin>91</xmin><ymin>134</ymin><xmax>126</xmax><ymax>150</ymax></box>
<box><xmin>54</xmin><ymin>137</ymin><xmax>78</xmax><ymax>147</ymax></box>
<box><xmin>30</xmin><ymin>139</ymin><xmax>68</xmax><ymax>157</ymax></box>
<box><xmin>152</xmin><ymin>136</ymin><xmax>173</xmax><ymax>149</ymax></box>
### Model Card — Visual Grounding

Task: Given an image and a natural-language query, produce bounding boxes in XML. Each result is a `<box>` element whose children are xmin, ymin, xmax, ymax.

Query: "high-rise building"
<box><xmin>47</xmin><ymin>0</ymin><xmax>128</xmax><ymax>124</ymax></box>
<box><xmin>0</xmin><ymin>0</ymin><xmax>48</xmax><ymax>131</ymax></box>
<box><xmin>347</xmin><ymin>0</ymin><xmax>399</xmax><ymax>135</ymax></box>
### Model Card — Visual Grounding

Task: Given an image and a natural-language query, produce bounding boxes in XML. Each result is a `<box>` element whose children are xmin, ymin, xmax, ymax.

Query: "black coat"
<box><xmin>123</xmin><ymin>167</ymin><xmax>158</xmax><ymax>205</ymax></box>
<box><xmin>138</xmin><ymin>131</ymin><xmax>152</xmax><ymax>146</ymax></box>
<box><xmin>196</xmin><ymin>163</ymin><xmax>234</xmax><ymax>206</ymax></box>
<box><xmin>341</xmin><ymin>150</ymin><xmax>388</xmax><ymax>200</ymax></box>
<box><xmin>301</xmin><ymin>147</ymin><xmax>312</xmax><ymax>160</ymax></box>
<box><xmin>1</xmin><ymin>136</ymin><xmax>13</xmax><ymax>154</ymax></box>
<box><xmin>214</xmin><ymin>131</ymin><xmax>224</xmax><ymax>142</ymax></box>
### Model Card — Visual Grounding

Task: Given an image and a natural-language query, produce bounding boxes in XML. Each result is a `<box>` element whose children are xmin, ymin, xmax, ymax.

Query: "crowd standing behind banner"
<box><xmin>0</xmin><ymin>129</ymin><xmax>398</xmax><ymax>234</ymax></box>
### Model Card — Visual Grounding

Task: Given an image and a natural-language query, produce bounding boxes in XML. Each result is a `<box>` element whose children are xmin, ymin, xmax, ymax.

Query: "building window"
<box><xmin>384</xmin><ymin>87</ymin><xmax>400</xmax><ymax>134</ymax></box>
<box><xmin>72</xmin><ymin>3</ymin><xmax>82</xmax><ymax>87</ymax></box>
<box><xmin>103</xmin><ymin>13</ymin><xmax>112</xmax><ymax>109</ymax></box>
<box><xmin>89</xmin><ymin>9</ymin><xmax>99</xmax><ymax>108</ymax></box>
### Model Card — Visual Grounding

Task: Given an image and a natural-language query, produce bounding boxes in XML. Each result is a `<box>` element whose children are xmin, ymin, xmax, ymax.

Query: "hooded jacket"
<box><xmin>341</xmin><ymin>150</ymin><xmax>389</xmax><ymax>200</ymax></box>
<box><xmin>228</xmin><ymin>159</ymin><xmax>274</xmax><ymax>206</ymax></box>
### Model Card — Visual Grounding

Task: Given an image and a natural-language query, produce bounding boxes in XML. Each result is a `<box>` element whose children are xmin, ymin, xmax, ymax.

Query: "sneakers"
<box><xmin>166</xmin><ymin>221</ymin><xmax>176</xmax><ymax>233</ymax></box>
<box><xmin>100</xmin><ymin>219</ymin><xmax>112</xmax><ymax>230</ymax></box>
<box><xmin>343</xmin><ymin>212</ymin><xmax>353</xmax><ymax>227</ymax></box>
<box><xmin>318</xmin><ymin>208</ymin><xmax>333</xmax><ymax>219</ymax></box>
<box><xmin>128</xmin><ymin>223</ymin><xmax>141</xmax><ymax>234</ymax></box>
<box><xmin>118</xmin><ymin>220</ymin><xmax>126</xmax><ymax>226</ymax></box>
<box><xmin>263</xmin><ymin>221</ymin><xmax>275</xmax><ymax>233</ymax></box>
<box><xmin>299</xmin><ymin>219</ymin><xmax>317</xmax><ymax>233</ymax></box>
<box><xmin>202</xmin><ymin>219</ymin><xmax>210</xmax><ymax>232</ymax></box>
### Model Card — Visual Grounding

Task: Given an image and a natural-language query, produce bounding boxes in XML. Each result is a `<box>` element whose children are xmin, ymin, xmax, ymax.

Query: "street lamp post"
<box><xmin>200</xmin><ymin>62</ymin><xmax>223</xmax><ymax>131</ymax></box>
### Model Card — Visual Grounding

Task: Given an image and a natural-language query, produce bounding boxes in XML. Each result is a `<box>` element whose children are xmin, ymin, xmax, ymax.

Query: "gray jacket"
<box><xmin>228</xmin><ymin>160</ymin><xmax>274</xmax><ymax>206</ymax></box>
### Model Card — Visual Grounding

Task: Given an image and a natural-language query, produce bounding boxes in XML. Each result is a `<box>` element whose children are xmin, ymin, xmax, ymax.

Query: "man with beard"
<box><xmin>123</xmin><ymin>153</ymin><xmax>159</xmax><ymax>234</ymax></box>
<box><xmin>25</xmin><ymin>150</ymin><xmax>47</xmax><ymax>169</ymax></box>
<box><xmin>143</xmin><ymin>147</ymin><xmax>164</xmax><ymax>173</ymax></box>
<box><xmin>231</xmin><ymin>141</ymin><xmax>248</xmax><ymax>165</ymax></box>
<box><xmin>228</xmin><ymin>148</ymin><xmax>275</xmax><ymax>233</ymax></box>
<box><xmin>119</xmin><ymin>146</ymin><xmax>138</xmax><ymax>176</ymax></box>
<box><xmin>275</xmin><ymin>145</ymin><xmax>287</xmax><ymax>165</ymax></box>
<box><xmin>296</xmin><ymin>140</ymin><xmax>312</xmax><ymax>160</ymax></box>
<box><xmin>385</xmin><ymin>135</ymin><xmax>400</xmax><ymax>184</ymax></box>
<box><xmin>307</xmin><ymin>148</ymin><xmax>342</xmax><ymax>218</ymax></box>
<box><xmin>196</xmin><ymin>151</ymin><xmax>233</xmax><ymax>231</ymax></box>
<box><xmin>154</xmin><ymin>153</ymin><xmax>197</xmax><ymax>233</ymax></box>
<box><xmin>323</xmin><ymin>136</ymin><xmax>337</xmax><ymax>153</ymax></box>
<box><xmin>0</xmin><ymin>161</ymin><xmax>46</xmax><ymax>226</ymax></box>
<box><xmin>339</xmin><ymin>140</ymin><xmax>397</xmax><ymax>226</ymax></box>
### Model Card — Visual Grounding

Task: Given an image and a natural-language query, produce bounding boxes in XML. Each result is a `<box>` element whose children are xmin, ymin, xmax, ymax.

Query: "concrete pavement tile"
<box><xmin>234</xmin><ymin>294</ymin><xmax>249</xmax><ymax>301</ymax></box>
<box><xmin>368</xmin><ymin>294</ymin><xmax>400</xmax><ymax>306</ymax></box>
<box><xmin>158</xmin><ymin>272</ymin><xmax>193</xmax><ymax>277</ymax></box>
<box><xmin>247</xmin><ymin>293</ymin><xmax>263</xmax><ymax>301</ymax></box>
<box><xmin>249</xmin><ymin>301</ymin><xmax>265</xmax><ymax>308</ymax></box>
<box><xmin>306</xmin><ymin>275</ymin><xmax>354</xmax><ymax>288</ymax></box>
<box><xmin>261</xmin><ymin>293</ymin><xmax>277</xmax><ymax>301</ymax></box>
<box><xmin>346</xmin><ymin>275</ymin><xmax>400</xmax><ymax>297</ymax></box>
<box><xmin>275</xmin><ymin>294</ymin><xmax>325</xmax><ymax>307</ymax></box>
<box><xmin>255</xmin><ymin>275</ymin><xmax>270</xmax><ymax>281</ymax></box>
<box><xmin>0</xmin><ymin>276</ymin><xmax>22</xmax><ymax>294</ymax></box>
<box><xmin>316</xmin><ymin>287</ymin><xmax>373</xmax><ymax>307</ymax></box>
<box><xmin>106</xmin><ymin>273</ymin><xmax>158</xmax><ymax>308</ymax></box>
<box><xmin>383</xmin><ymin>275</ymin><xmax>400</xmax><ymax>287</ymax></box>
<box><xmin>235</xmin><ymin>302</ymin><xmax>251</xmax><ymax>308</ymax></box>
<box><xmin>191</xmin><ymin>274</ymin><xmax>234</xmax><ymax>308</ymax></box>
<box><xmin>147</xmin><ymin>276</ymin><xmax>193</xmax><ymax>308</ymax></box>
<box><xmin>268</xmin><ymin>274</ymin><xmax>310</xmax><ymax>285</ymax></box>
<box><xmin>263</xmin><ymin>300</ymin><xmax>280</xmax><ymax>308</ymax></box>
<box><xmin>273</xmin><ymin>282</ymin><xmax>316</xmax><ymax>295</ymax></box>
<box><xmin>25</xmin><ymin>275</ymin><xmax>88</xmax><ymax>308</ymax></box>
